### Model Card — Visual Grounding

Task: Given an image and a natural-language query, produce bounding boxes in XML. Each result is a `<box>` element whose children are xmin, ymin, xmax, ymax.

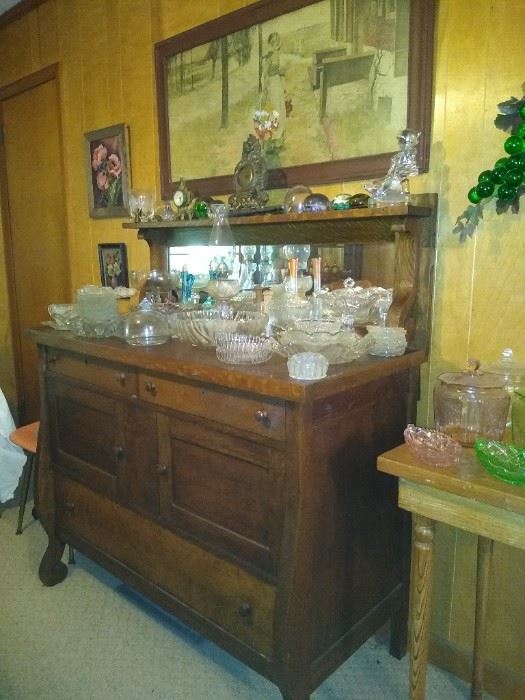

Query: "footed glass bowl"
<box><xmin>474</xmin><ymin>440</ymin><xmax>525</xmax><ymax>486</ymax></box>
<box><xmin>404</xmin><ymin>424</ymin><xmax>462</xmax><ymax>466</ymax></box>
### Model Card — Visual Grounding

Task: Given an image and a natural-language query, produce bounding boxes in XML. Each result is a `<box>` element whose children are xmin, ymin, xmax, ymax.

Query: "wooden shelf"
<box><xmin>122</xmin><ymin>195</ymin><xmax>436</xmax><ymax>247</ymax></box>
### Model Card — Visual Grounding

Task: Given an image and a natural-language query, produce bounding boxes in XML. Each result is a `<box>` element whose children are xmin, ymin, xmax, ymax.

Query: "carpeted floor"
<box><xmin>0</xmin><ymin>504</ymin><xmax>484</xmax><ymax>699</ymax></box>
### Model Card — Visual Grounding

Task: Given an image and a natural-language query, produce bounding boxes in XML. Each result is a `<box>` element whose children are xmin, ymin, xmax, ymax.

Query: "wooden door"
<box><xmin>0</xmin><ymin>65</ymin><xmax>70</xmax><ymax>422</ymax></box>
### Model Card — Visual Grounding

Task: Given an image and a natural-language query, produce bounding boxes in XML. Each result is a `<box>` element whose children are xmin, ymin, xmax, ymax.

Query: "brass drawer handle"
<box><xmin>156</xmin><ymin>464</ymin><xmax>168</xmax><ymax>475</ymax></box>
<box><xmin>255</xmin><ymin>409</ymin><xmax>270</xmax><ymax>427</ymax></box>
<box><xmin>145</xmin><ymin>381</ymin><xmax>157</xmax><ymax>396</ymax></box>
<box><xmin>113</xmin><ymin>445</ymin><xmax>124</xmax><ymax>459</ymax></box>
<box><xmin>238</xmin><ymin>603</ymin><xmax>252</xmax><ymax>618</ymax></box>
<box><xmin>117</xmin><ymin>372</ymin><xmax>127</xmax><ymax>386</ymax></box>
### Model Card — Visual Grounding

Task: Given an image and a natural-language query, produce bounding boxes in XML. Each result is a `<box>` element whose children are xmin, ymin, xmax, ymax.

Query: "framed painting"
<box><xmin>155</xmin><ymin>0</ymin><xmax>435</xmax><ymax>199</ymax></box>
<box><xmin>98</xmin><ymin>243</ymin><xmax>129</xmax><ymax>288</ymax></box>
<box><xmin>85</xmin><ymin>123</ymin><xmax>131</xmax><ymax>218</ymax></box>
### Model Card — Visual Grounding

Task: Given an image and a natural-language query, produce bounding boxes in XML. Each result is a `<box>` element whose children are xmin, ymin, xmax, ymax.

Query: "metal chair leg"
<box><xmin>16</xmin><ymin>453</ymin><xmax>34</xmax><ymax>535</ymax></box>
<box><xmin>68</xmin><ymin>545</ymin><xmax>76</xmax><ymax>565</ymax></box>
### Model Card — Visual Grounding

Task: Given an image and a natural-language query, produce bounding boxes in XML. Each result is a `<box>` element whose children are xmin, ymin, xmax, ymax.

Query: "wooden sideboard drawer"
<box><xmin>46</xmin><ymin>350</ymin><xmax>137</xmax><ymax>397</ymax></box>
<box><xmin>139</xmin><ymin>373</ymin><xmax>286</xmax><ymax>441</ymax></box>
<box><xmin>55</xmin><ymin>475</ymin><xmax>275</xmax><ymax>656</ymax></box>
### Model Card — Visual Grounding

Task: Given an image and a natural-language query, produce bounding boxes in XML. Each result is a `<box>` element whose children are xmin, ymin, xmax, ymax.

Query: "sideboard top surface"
<box><xmin>28</xmin><ymin>327</ymin><xmax>424</xmax><ymax>403</ymax></box>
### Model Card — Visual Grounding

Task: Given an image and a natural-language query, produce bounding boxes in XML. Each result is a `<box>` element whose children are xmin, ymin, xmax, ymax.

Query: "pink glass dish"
<box><xmin>404</xmin><ymin>424</ymin><xmax>462</xmax><ymax>466</ymax></box>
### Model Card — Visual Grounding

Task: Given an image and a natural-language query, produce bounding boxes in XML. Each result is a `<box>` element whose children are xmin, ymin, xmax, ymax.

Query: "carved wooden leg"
<box><xmin>409</xmin><ymin>514</ymin><xmax>435</xmax><ymax>700</ymax></box>
<box><xmin>471</xmin><ymin>536</ymin><xmax>494</xmax><ymax>700</ymax></box>
<box><xmin>38</xmin><ymin>534</ymin><xmax>68</xmax><ymax>586</ymax></box>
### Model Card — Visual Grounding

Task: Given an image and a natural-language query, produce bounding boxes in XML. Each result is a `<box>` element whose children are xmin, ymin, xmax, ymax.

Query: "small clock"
<box><xmin>173</xmin><ymin>178</ymin><xmax>193</xmax><ymax>208</ymax></box>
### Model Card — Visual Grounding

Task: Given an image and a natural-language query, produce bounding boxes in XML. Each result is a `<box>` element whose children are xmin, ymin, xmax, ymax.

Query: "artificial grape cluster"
<box><xmin>468</xmin><ymin>104</ymin><xmax>525</xmax><ymax>204</ymax></box>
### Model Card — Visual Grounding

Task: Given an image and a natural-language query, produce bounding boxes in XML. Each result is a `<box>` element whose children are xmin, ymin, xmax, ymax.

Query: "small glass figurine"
<box><xmin>364</xmin><ymin>129</ymin><xmax>420</xmax><ymax>207</ymax></box>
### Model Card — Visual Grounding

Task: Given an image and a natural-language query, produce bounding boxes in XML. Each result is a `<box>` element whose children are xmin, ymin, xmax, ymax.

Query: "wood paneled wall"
<box><xmin>1</xmin><ymin>1</ymin><xmax>525</xmax><ymax>694</ymax></box>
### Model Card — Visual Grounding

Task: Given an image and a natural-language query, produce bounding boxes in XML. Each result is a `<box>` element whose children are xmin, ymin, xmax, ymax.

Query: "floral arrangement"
<box><xmin>91</xmin><ymin>139</ymin><xmax>123</xmax><ymax>208</ymax></box>
<box><xmin>253</xmin><ymin>109</ymin><xmax>280</xmax><ymax>142</ymax></box>
<box><xmin>454</xmin><ymin>92</ymin><xmax>525</xmax><ymax>240</ymax></box>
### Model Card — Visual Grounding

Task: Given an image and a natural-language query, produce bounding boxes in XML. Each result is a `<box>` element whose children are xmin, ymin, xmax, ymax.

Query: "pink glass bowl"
<box><xmin>404</xmin><ymin>424</ymin><xmax>462</xmax><ymax>466</ymax></box>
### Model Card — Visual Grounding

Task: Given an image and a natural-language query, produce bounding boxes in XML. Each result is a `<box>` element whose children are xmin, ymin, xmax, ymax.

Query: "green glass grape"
<box><xmin>510</xmin><ymin>152</ymin><xmax>525</xmax><ymax>169</ymax></box>
<box><xmin>468</xmin><ymin>187</ymin><xmax>482</xmax><ymax>204</ymax></box>
<box><xmin>517</xmin><ymin>123</ymin><xmax>525</xmax><ymax>139</ymax></box>
<box><xmin>504</xmin><ymin>168</ymin><xmax>524</xmax><ymax>187</ymax></box>
<box><xmin>498</xmin><ymin>184</ymin><xmax>518</xmax><ymax>201</ymax></box>
<box><xmin>520</xmin><ymin>104</ymin><xmax>525</xmax><ymax>120</ymax></box>
<box><xmin>491</xmin><ymin>166</ymin><xmax>507</xmax><ymax>184</ymax></box>
<box><xmin>504</xmin><ymin>136</ymin><xmax>524</xmax><ymax>154</ymax></box>
<box><xmin>478</xmin><ymin>170</ymin><xmax>494</xmax><ymax>183</ymax></box>
<box><xmin>494</xmin><ymin>157</ymin><xmax>510</xmax><ymax>169</ymax></box>
<box><xmin>476</xmin><ymin>181</ymin><xmax>495</xmax><ymax>198</ymax></box>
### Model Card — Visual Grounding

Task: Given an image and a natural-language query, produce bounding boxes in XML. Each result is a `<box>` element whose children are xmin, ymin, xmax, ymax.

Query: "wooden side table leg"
<box><xmin>471</xmin><ymin>536</ymin><xmax>494</xmax><ymax>700</ymax></box>
<box><xmin>409</xmin><ymin>514</ymin><xmax>435</xmax><ymax>700</ymax></box>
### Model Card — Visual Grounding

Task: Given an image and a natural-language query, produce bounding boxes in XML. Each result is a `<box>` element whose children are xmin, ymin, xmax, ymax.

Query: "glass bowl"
<box><xmin>215</xmin><ymin>333</ymin><xmax>273</xmax><ymax>365</ymax></box>
<box><xmin>404</xmin><ymin>424</ymin><xmax>462</xmax><ymax>466</ymax></box>
<box><xmin>474</xmin><ymin>439</ymin><xmax>525</xmax><ymax>485</ymax></box>
<box><xmin>47</xmin><ymin>303</ymin><xmax>79</xmax><ymax>328</ymax></box>
<box><xmin>275</xmin><ymin>322</ymin><xmax>371</xmax><ymax>364</ymax></box>
<box><xmin>206</xmin><ymin>278</ymin><xmax>241</xmax><ymax>301</ymax></box>
<box><xmin>170</xmin><ymin>309</ymin><xmax>238</xmax><ymax>345</ymax></box>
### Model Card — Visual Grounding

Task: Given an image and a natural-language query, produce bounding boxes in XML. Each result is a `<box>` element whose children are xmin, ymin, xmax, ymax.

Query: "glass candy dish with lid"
<box><xmin>121</xmin><ymin>297</ymin><xmax>171</xmax><ymax>346</ymax></box>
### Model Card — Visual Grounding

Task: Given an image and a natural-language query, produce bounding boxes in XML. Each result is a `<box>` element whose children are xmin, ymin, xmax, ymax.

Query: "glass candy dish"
<box><xmin>275</xmin><ymin>321</ymin><xmax>371</xmax><ymax>364</ymax></box>
<box><xmin>474</xmin><ymin>440</ymin><xmax>525</xmax><ymax>486</ymax></box>
<box><xmin>215</xmin><ymin>333</ymin><xmax>273</xmax><ymax>365</ymax></box>
<box><xmin>122</xmin><ymin>307</ymin><xmax>171</xmax><ymax>346</ymax></box>
<box><xmin>321</xmin><ymin>283</ymin><xmax>392</xmax><ymax>326</ymax></box>
<box><xmin>404</xmin><ymin>424</ymin><xmax>462</xmax><ymax>466</ymax></box>
<box><xmin>287</xmin><ymin>352</ymin><xmax>328</xmax><ymax>380</ymax></box>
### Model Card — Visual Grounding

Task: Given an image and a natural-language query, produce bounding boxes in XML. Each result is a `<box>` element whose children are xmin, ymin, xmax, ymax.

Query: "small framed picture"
<box><xmin>85</xmin><ymin>123</ymin><xmax>131</xmax><ymax>218</ymax></box>
<box><xmin>98</xmin><ymin>243</ymin><xmax>129</xmax><ymax>288</ymax></box>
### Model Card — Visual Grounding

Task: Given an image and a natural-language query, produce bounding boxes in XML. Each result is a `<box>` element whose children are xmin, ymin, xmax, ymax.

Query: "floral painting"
<box><xmin>85</xmin><ymin>124</ymin><xmax>130</xmax><ymax>218</ymax></box>
<box><xmin>98</xmin><ymin>243</ymin><xmax>129</xmax><ymax>288</ymax></box>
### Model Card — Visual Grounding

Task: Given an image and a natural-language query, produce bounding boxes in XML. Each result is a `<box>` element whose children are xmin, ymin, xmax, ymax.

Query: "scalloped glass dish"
<box><xmin>404</xmin><ymin>424</ymin><xmax>462</xmax><ymax>466</ymax></box>
<box><xmin>215</xmin><ymin>333</ymin><xmax>273</xmax><ymax>365</ymax></box>
<box><xmin>474</xmin><ymin>439</ymin><xmax>525</xmax><ymax>486</ymax></box>
<box><xmin>275</xmin><ymin>324</ymin><xmax>371</xmax><ymax>365</ymax></box>
<box><xmin>170</xmin><ymin>309</ymin><xmax>267</xmax><ymax>346</ymax></box>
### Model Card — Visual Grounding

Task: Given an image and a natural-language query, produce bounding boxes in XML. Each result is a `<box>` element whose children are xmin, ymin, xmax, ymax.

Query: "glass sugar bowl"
<box><xmin>433</xmin><ymin>359</ymin><xmax>511</xmax><ymax>447</ymax></box>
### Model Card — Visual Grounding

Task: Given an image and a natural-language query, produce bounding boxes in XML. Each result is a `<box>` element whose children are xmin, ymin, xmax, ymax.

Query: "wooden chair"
<box><xmin>10</xmin><ymin>421</ymin><xmax>40</xmax><ymax>535</ymax></box>
<box><xmin>9</xmin><ymin>421</ymin><xmax>74</xmax><ymax>563</ymax></box>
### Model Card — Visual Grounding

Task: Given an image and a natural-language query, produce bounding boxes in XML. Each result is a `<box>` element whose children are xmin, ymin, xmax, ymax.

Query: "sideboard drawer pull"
<box><xmin>145</xmin><ymin>381</ymin><xmax>157</xmax><ymax>395</ymax></box>
<box><xmin>116</xmin><ymin>372</ymin><xmax>127</xmax><ymax>386</ymax></box>
<box><xmin>255</xmin><ymin>409</ymin><xmax>270</xmax><ymax>427</ymax></box>
<box><xmin>64</xmin><ymin>501</ymin><xmax>75</xmax><ymax>513</ymax></box>
<box><xmin>113</xmin><ymin>445</ymin><xmax>124</xmax><ymax>459</ymax></box>
<box><xmin>156</xmin><ymin>464</ymin><xmax>168</xmax><ymax>475</ymax></box>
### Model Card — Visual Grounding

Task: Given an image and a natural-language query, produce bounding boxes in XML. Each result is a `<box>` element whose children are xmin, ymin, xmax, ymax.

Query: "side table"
<box><xmin>377</xmin><ymin>443</ymin><xmax>525</xmax><ymax>700</ymax></box>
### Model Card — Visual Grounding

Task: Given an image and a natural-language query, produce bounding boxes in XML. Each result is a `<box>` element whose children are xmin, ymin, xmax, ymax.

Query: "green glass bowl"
<box><xmin>474</xmin><ymin>439</ymin><xmax>525</xmax><ymax>486</ymax></box>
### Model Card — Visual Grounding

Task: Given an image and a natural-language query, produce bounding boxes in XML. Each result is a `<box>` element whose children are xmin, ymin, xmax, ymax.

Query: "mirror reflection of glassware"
<box><xmin>143</xmin><ymin>269</ymin><xmax>171</xmax><ymax>304</ymax></box>
<box><xmin>282</xmin><ymin>244</ymin><xmax>311</xmax><ymax>271</ymax></box>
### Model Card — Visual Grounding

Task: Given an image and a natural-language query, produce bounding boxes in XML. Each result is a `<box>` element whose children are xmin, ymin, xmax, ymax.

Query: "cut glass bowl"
<box><xmin>215</xmin><ymin>333</ymin><xmax>273</xmax><ymax>365</ymax></box>
<box><xmin>275</xmin><ymin>323</ymin><xmax>371</xmax><ymax>365</ymax></box>
<box><xmin>474</xmin><ymin>439</ymin><xmax>525</xmax><ymax>486</ymax></box>
<box><xmin>404</xmin><ymin>424</ymin><xmax>462</xmax><ymax>466</ymax></box>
